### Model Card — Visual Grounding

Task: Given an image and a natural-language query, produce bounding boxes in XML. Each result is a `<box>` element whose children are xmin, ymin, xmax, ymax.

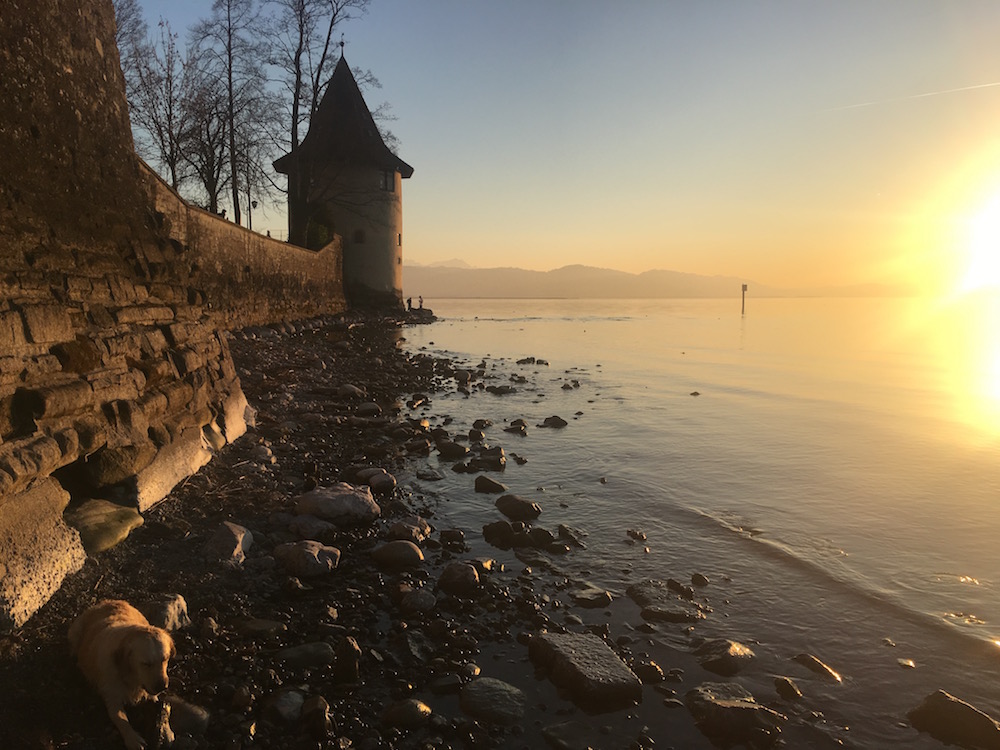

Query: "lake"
<box><xmin>399</xmin><ymin>295</ymin><xmax>1000</xmax><ymax>747</ymax></box>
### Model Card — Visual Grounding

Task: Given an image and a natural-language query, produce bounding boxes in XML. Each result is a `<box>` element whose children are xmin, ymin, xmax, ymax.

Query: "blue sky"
<box><xmin>137</xmin><ymin>0</ymin><xmax>1000</xmax><ymax>291</ymax></box>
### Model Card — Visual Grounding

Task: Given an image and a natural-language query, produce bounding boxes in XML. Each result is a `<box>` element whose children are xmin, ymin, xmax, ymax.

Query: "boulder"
<box><xmin>276</xmin><ymin>641</ymin><xmax>335</xmax><ymax>669</ymax></box>
<box><xmin>529</xmin><ymin>632</ymin><xmax>641</xmax><ymax>709</ymax></box>
<box><xmin>460</xmin><ymin>677</ymin><xmax>526</xmax><ymax>725</ymax></box>
<box><xmin>202</xmin><ymin>521</ymin><xmax>253</xmax><ymax>565</ymax></box>
<box><xmin>64</xmin><ymin>498</ymin><xmax>143</xmax><ymax>554</ymax></box>
<box><xmin>908</xmin><ymin>690</ymin><xmax>1000</xmax><ymax>749</ymax></box>
<box><xmin>0</xmin><ymin>479</ymin><xmax>86</xmax><ymax>628</ymax></box>
<box><xmin>495</xmin><ymin>494</ymin><xmax>541</xmax><ymax>521</ymax></box>
<box><xmin>438</xmin><ymin>562</ymin><xmax>481</xmax><ymax>597</ymax></box>
<box><xmin>294</xmin><ymin>483</ymin><xmax>380</xmax><ymax>526</ymax></box>
<box><xmin>474</xmin><ymin>475</ymin><xmax>507</xmax><ymax>494</ymax></box>
<box><xmin>382</xmin><ymin>698</ymin><xmax>432</xmax><ymax>729</ymax></box>
<box><xmin>686</xmin><ymin>682</ymin><xmax>786</xmax><ymax>747</ymax></box>
<box><xmin>138</xmin><ymin>594</ymin><xmax>191</xmax><ymax>631</ymax></box>
<box><xmin>538</xmin><ymin>415</ymin><xmax>568</xmax><ymax>428</ymax></box>
<box><xmin>372</xmin><ymin>540</ymin><xmax>425</xmax><ymax>570</ymax></box>
<box><xmin>694</xmin><ymin>639</ymin><xmax>756</xmax><ymax>676</ymax></box>
<box><xmin>792</xmin><ymin>652</ymin><xmax>842</xmax><ymax>682</ymax></box>
<box><xmin>273</xmin><ymin>540</ymin><xmax>341</xmax><ymax>577</ymax></box>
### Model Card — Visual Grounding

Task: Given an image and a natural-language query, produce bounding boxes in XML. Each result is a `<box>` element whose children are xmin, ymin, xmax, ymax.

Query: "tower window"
<box><xmin>397</xmin><ymin>233</ymin><xmax>402</xmax><ymax>246</ymax></box>
<box><xmin>380</xmin><ymin>170</ymin><xmax>395</xmax><ymax>192</ymax></box>
<box><xmin>353</xmin><ymin>229</ymin><xmax>366</xmax><ymax>244</ymax></box>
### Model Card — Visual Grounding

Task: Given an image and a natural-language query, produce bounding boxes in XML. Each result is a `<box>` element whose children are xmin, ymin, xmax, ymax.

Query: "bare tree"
<box><xmin>193</xmin><ymin>0</ymin><xmax>270</xmax><ymax>226</ymax></box>
<box><xmin>181</xmin><ymin>57</ymin><xmax>231</xmax><ymax>214</ymax></box>
<box><xmin>128</xmin><ymin>20</ymin><xmax>190</xmax><ymax>190</ymax></box>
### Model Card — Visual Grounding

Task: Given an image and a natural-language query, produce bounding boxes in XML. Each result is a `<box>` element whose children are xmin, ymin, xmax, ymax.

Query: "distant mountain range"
<box><xmin>403</xmin><ymin>262</ymin><xmax>908</xmax><ymax>299</ymax></box>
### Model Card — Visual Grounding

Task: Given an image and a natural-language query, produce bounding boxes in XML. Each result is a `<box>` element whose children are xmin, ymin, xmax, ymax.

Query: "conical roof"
<box><xmin>274</xmin><ymin>55</ymin><xmax>413</xmax><ymax>177</ymax></box>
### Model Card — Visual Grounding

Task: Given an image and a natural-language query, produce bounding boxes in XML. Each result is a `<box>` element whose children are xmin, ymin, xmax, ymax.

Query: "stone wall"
<box><xmin>0</xmin><ymin>0</ymin><xmax>346</xmax><ymax>628</ymax></box>
<box><xmin>140</xmin><ymin>163</ymin><xmax>346</xmax><ymax>329</ymax></box>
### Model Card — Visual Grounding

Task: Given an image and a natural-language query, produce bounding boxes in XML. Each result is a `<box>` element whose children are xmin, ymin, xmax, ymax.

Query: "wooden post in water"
<box><xmin>741</xmin><ymin>283</ymin><xmax>748</xmax><ymax>315</ymax></box>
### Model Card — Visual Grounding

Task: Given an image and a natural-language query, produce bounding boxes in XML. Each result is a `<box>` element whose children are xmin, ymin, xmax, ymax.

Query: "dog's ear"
<box><xmin>113</xmin><ymin>638</ymin><xmax>134</xmax><ymax>681</ymax></box>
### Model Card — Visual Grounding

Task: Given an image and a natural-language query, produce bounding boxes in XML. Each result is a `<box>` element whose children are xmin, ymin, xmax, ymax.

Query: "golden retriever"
<box><xmin>68</xmin><ymin>599</ymin><xmax>176</xmax><ymax>750</ymax></box>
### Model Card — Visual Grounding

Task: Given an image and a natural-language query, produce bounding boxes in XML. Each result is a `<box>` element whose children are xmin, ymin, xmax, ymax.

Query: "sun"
<box><xmin>959</xmin><ymin>194</ymin><xmax>1000</xmax><ymax>293</ymax></box>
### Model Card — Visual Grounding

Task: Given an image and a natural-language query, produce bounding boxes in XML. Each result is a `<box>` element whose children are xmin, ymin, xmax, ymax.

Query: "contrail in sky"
<box><xmin>826</xmin><ymin>80</ymin><xmax>1000</xmax><ymax>112</ymax></box>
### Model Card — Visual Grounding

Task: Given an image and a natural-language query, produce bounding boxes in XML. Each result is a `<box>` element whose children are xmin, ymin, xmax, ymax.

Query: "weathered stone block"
<box><xmin>64</xmin><ymin>497</ymin><xmax>143</xmax><ymax>554</ymax></box>
<box><xmin>51</xmin><ymin>338</ymin><xmax>103</xmax><ymax>373</ymax></box>
<box><xmin>0</xmin><ymin>311</ymin><xmax>28</xmax><ymax>353</ymax></box>
<box><xmin>86</xmin><ymin>440</ymin><xmax>158</xmax><ymax>487</ymax></box>
<box><xmin>134</xmin><ymin>427</ymin><xmax>212</xmax><ymax>511</ymax></box>
<box><xmin>17</xmin><ymin>304</ymin><xmax>73</xmax><ymax>344</ymax></box>
<box><xmin>529</xmin><ymin>632</ymin><xmax>642</xmax><ymax>709</ymax></box>
<box><xmin>18</xmin><ymin>380</ymin><xmax>94</xmax><ymax>419</ymax></box>
<box><xmin>0</xmin><ymin>478</ymin><xmax>86</xmax><ymax>629</ymax></box>
<box><xmin>114</xmin><ymin>305</ymin><xmax>175</xmax><ymax>325</ymax></box>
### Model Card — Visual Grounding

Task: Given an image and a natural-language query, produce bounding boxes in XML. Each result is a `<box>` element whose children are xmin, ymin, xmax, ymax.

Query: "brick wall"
<box><xmin>0</xmin><ymin>0</ymin><xmax>346</xmax><ymax>628</ymax></box>
<box><xmin>140</xmin><ymin>163</ymin><xmax>346</xmax><ymax>329</ymax></box>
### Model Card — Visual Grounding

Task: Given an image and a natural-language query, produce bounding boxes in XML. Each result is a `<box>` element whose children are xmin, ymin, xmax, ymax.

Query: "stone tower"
<box><xmin>275</xmin><ymin>55</ymin><xmax>413</xmax><ymax>309</ymax></box>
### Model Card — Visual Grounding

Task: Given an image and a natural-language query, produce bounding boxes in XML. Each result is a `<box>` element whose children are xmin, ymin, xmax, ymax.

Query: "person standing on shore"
<box><xmin>418</xmin><ymin>296</ymin><xmax>423</xmax><ymax>309</ymax></box>
<box><xmin>407</xmin><ymin>297</ymin><xmax>412</xmax><ymax>311</ymax></box>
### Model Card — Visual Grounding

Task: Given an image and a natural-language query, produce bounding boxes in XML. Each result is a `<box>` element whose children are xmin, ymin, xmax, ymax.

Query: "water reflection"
<box><xmin>919</xmin><ymin>290</ymin><xmax>1000</xmax><ymax>439</ymax></box>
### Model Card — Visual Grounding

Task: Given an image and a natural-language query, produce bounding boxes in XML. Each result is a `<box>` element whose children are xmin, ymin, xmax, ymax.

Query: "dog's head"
<box><xmin>113</xmin><ymin>626</ymin><xmax>175</xmax><ymax>696</ymax></box>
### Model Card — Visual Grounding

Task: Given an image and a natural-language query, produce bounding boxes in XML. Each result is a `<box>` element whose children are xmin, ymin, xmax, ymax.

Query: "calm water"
<box><xmin>400</xmin><ymin>296</ymin><xmax>1000</xmax><ymax>747</ymax></box>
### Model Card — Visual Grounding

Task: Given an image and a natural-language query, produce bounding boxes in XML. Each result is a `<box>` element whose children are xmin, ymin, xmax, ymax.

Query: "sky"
<box><xmin>136</xmin><ymin>0</ymin><xmax>1000</xmax><ymax>293</ymax></box>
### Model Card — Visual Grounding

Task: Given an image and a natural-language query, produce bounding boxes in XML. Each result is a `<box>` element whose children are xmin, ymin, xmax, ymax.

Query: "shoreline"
<box><xmin>1</xmin><ymin>313</ymin><xmax>703</xmax><ymax>749</ymax></box>
<box><xmin>0</xmin><ymin>311</ymin><xmax>963</xmax><ymax>749</ymax></box>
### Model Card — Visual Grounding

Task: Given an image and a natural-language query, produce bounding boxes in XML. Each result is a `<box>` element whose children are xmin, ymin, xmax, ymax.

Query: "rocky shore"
<box><xmin>0</xmin><ymin>313</ymin><xmax>989</xmax><ymax>750</ymax></box>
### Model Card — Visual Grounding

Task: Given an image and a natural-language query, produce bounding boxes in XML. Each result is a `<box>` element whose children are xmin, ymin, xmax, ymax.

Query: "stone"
<box><xmin>202</xmin><ymin>521</ymin><xmax>253</xmax><ymax>565</ymax></box>
<box><xmin>164</xmin><ymin>696</ymin><xmax>210</xmax><ymax>738</ymax></box>
<box><xmin>571</xmin><ymin>585</ymin><xmax>613</xmax><ymax>609</ymax></box>
<box><xmin>774</xmin><ymin>676</ymin><xmax>802</xmax><ymax>701</ymax></box>
<box><xmin>692</xmin><ymin>572</ymin><xmax>710</xmax><ymax>587</ymax></box>
<box><xmin>276</xmin><ymin>641</ymin><xmax>336</xmax><ymax>669</ymax></box>
<box><xmin>792</xmin><ymin>652</ymin><xmax>842</xmax><ymax>682</ymax></box>
<box><xmin>367</xmin><ymin>471</ymin><xmax>397</xmax><ymax>496</ymax></box>
<box><xmin>529</xmin><ymin>632</ymin><xmax>642</xmax><ymax>709</ymax></box>
<box><xmin>337</xmin><ymin>384</ymin><xmax>366</xmax><ymax>398</ymax></box>
<box><xmin>400</xmin><ymin>588</ymin><xmax>437</xmax><ymax>614</ymax></box>
<box><xmin>87</xmin><ymin>441</ymin><xmax>158</xmax><ymax>487</ymax></box>
<box><xmin>263</xmin><ymin>687</ymin><xmax>306</xmax><ymax>724</ymax></box>
<box><xmin>641</xmin><ymin>605</ymin><xmax>704</xmax><ymax>623</ymax></box>
<box><xmin>0</xmin><ymin>478</ymin><xmax>86</xmax><ymax>628</ymax></box>
<box><xmin>294</xmin><ymin>483</ymin><xmax>381</xmax><ymax>526</ymax></box>
<box><xmin>334</xmin><ymin>636</ymin><xmax>362</xmax><ymax>683</ymax></box>
<box><xmin>138</xmin><ymin>594</ymin><xmax>191</xmax><ymax>631</ymax></box>
<box><xmin>685</xmin><ymin>682</ymin><xmax>786</xmax><ymax>746</ymax></box>
<box><xmin>694</xmin><ymin>639</ymin><xmax>756</xmax><ymax>676</ymax></box>
<box><xmin>436</xmin><ymin>439</ymin><xmax>468</xmax><ymax>459</ymax></box>
<box><xmin>356</xmin><ymin>402</ymin><xmax>382</xmax><ymax>417</ymax></box>
<box><xmin>135</xmin><ymin>428</ymin><xmax>213</xmax><ymax>511</ymax></box>
<box><xmin>460</xmin><ymin>677</ymin><xmax>526</xmax><ymax>725</ymax></box>
<box><xmin>909</xmin><ymin>690</ymin><xmax>1000</xmax><ymax>749</ymax></box>
<box><xmin>238</xmin><ymin>619</ymin><xmax>288</xmax><ymax>638</ymax></box>
<box><xmin>483</xmin><ymin>520</ymin><xmax>515</xmax><ymax>549</ymax></box>
<box><xmin>372</xmin><ymin>540</ymin><xmax>425</xmax><ymax>570</ymax></box>
<box><xmin>538</xmin><ymin>415</ymin><xmax>568</xmax><ymax>428</ymax></box>
<box><xmin>495</xmin><ymin>494</ymin><xmax>541</xmax><ymax>521</ymax></box>
<box><xmin>302</xmin><ymin>695</ymin><xmax>334</xmax><ymax>739</ymax></box>
<box><xmin>438</xmin><ymin>562</ymin><xmax>481</xmax><ymax>597</ymax></box>
<box><xmin>288</xmin><ymin>514</ymin><xmax>337</xmax><ymax>542</ymax></box>
<box><xmin>273</xmin><ymin>540</ymin><xmax>341</xmax><ymax>577</ymax></box>
<box><xmin>382</xmin><ymin>698</ymin><xmax>432</xmax><ymax>729</ymax></box>
<box><xmin>474</xmin><ymin>475</ymin><xmax>507</xmax><ymax>494</ymax></box>
<box><xmin>64</xmin><ymin>498</ymin><xmax>144</xmax><ymax>554</ymax></box>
